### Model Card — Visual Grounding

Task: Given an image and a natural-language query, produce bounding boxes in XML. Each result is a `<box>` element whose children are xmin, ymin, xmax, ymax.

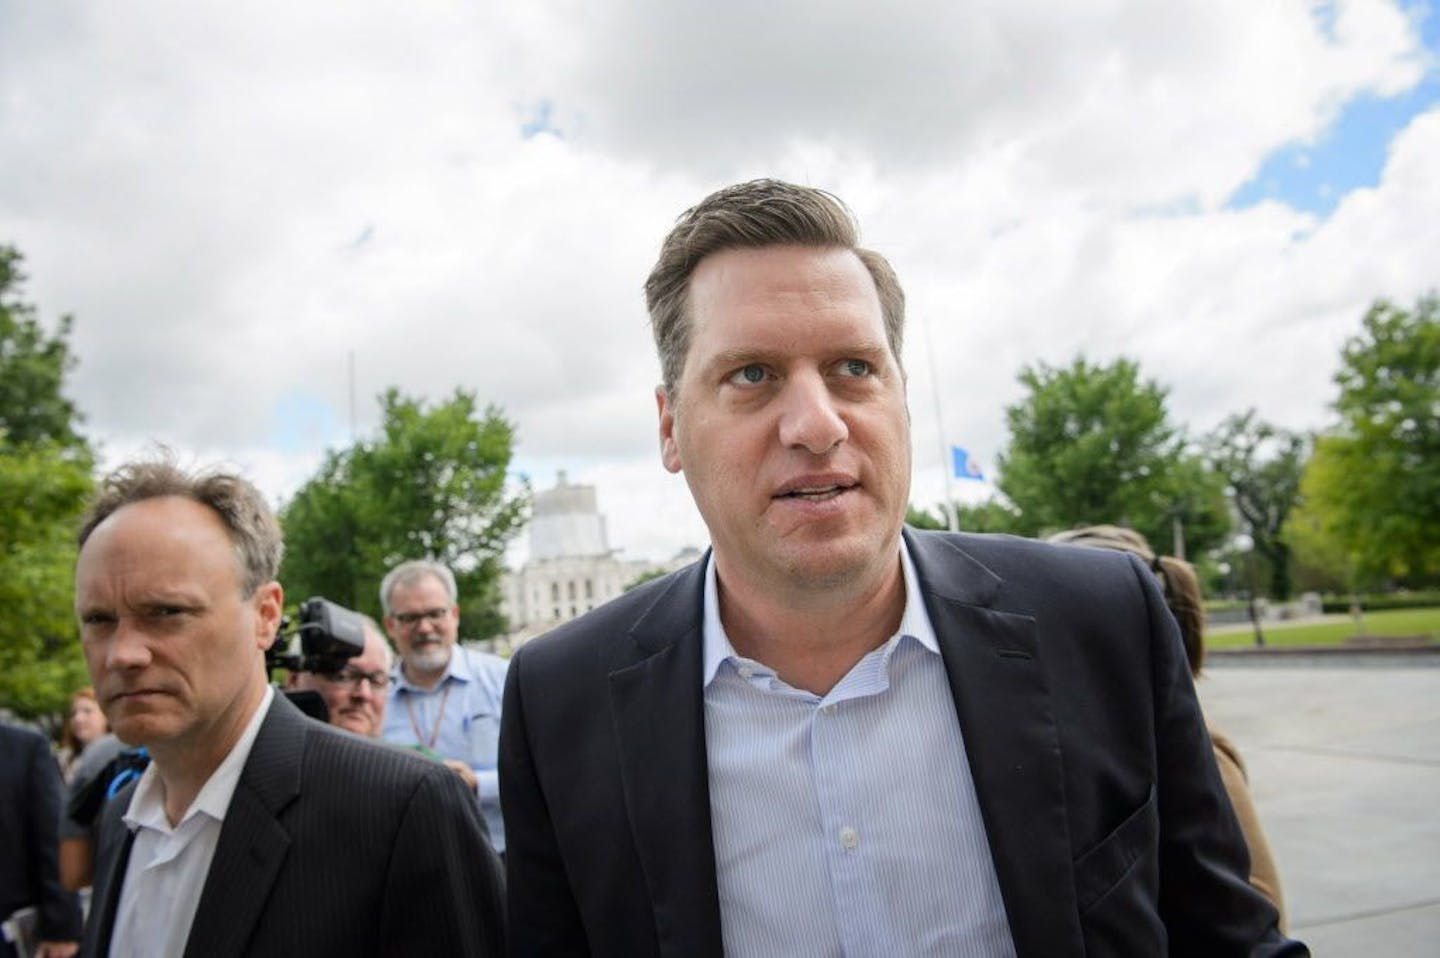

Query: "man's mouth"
<box><xmin>775</xmin><ymin>476</ymin><xmax>857</xmax><ymax>502</ymax></box>
<box><xmin>109</xmin><ymin>688</ymin><xmax>168</xmax><ymax>706</ymax></box>
<box><xmin>784</xmin><ymin>486</ymin><xmax>843</xmax><ymax>501</ymax></box>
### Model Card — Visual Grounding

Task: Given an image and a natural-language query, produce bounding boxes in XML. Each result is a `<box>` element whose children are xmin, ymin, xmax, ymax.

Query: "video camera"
<box><xmin>71</xmin><ymin>596</ymin><xmax>367</xmax><ymax>827</ymax></box>
<box><xmin>266</xmin><ymin>596</ymin><xmax>367</xmax><ymax>675</ymax></box>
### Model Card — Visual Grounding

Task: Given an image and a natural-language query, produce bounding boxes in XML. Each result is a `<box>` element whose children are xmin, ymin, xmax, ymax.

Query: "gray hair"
<box><xmin>78</xmin><ymin>457</ymin><xmax>283</xmax><ymax>597</ymax></box>
<box><xmin>379</xmin><ymin>559</ymin><xmax>458</xmax><ymax>615</ymax></box>
<box><xmin>358</xmin><ymin>615</ymin><xmax>394</xmax><ymax>669</ymax></box>
<box><xmin>644</xmin><ymin>178</ymin><xmax>906</xmax><ymax>396</ymax></box>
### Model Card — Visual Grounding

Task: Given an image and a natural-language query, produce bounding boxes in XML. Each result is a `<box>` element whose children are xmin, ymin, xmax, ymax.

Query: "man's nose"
<box><xmin>777</xmin><ymin>372</ymin><xmax>848</xmax><ymax>454</ymax></box>
<box><xmin>107</xmin><ymin>620</ymin><xmax>153</xmax><ymax>670</ymax></box>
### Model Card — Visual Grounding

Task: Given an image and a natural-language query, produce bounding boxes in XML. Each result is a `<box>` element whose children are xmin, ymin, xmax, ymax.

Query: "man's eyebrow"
<box><xmin>836</xmin><ymin>342</ymin><xmax>893</xmax><ymax>362</ymax></box>
<box><xmin>702</xmin><ymin>341</ymin><xmax>893</xmax><ymax>373</ymax></box>
<box><xmin>702</xmin><ymin>347</ymin><xmax>770</xmax><ymax>372</ymax></box>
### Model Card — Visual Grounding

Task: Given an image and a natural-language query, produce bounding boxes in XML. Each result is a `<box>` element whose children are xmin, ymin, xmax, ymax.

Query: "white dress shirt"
<box><xmin>702</xmin><ymin>545</ymin><xmax>1017</xmax><ymax>958</ymax></box>
<box><xmin>109</xmin><ymin>686</ymin><xmax>274</xmax><ymax>958</ymax></box>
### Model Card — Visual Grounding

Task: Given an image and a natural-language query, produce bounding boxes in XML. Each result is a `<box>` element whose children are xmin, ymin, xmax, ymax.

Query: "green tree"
<box><xmin>1301</xmin><ymin>295</ymin><xmax>1440</xmax><ymax>585</ymax></box>
<box><xmin>280</xmin><ymin>388</ymin><xmax>530</xmax><ymax>638</ymax></box>
<box><xmin>623</xmin><ymin>568</ymin><xmax>668</xmax><ymax>593</ymax></box>
<box><xmin>1207</xmin><ymin>409</ymin><xmax>1308</xmax><ymax>599</ymax></box>
<box><xmin>906</xmin><ymin>498</ymin><xmax>1023</xmax><ymax>534</ymax></box>
<box><xmin>0</xmin><ymin>245</ymin><xmax>94</xmax><ymax>718</ymax></box>
<box><xmin>1284</xmin><ymin>493</ymin><xmax>1356</xmax><ymax>594</ymax></box>
<box><xmin>996</xmin><ymin>356</ymin><xmax>1229</xmax><ymax>556</ymax></box>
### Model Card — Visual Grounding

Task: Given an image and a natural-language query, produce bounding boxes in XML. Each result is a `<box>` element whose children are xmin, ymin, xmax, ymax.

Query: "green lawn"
<box><xmin>1207</xmin><ymin>607</ymin><xmax>1440</xmax><ymax>649</ymax></box>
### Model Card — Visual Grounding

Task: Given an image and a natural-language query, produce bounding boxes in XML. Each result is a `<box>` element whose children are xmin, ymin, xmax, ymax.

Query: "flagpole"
<box><xmin>921</xmin><ymin>313</ymin><xmax>958</xmax><ymax>532</ymax></box>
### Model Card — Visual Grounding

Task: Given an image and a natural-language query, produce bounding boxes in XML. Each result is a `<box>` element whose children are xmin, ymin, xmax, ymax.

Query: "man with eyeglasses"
<box><xmin>380</xmin><ymin>560</ymin><xmax>509</xmax><ymax>855</ymax></box>
<box><xmin>285</xmin><ymin>616</ymin><xmax>392</xmax><ymax>738</ymax></box>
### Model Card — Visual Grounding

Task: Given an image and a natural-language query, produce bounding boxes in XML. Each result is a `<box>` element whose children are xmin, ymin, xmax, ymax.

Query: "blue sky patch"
<box><xmin>1228</xmin><ymin>6</ymin><xmax>1438</xmax><ymax>216</ymax></box>
<box><xmin>519</xmin><ymin>99</ymin><xmax>562</xmax><ymax>139</ymax></box>
<box><xmin>268</xmin><ymin>390</ymin><xmax>346</xmax><ymax>454</ymax></box>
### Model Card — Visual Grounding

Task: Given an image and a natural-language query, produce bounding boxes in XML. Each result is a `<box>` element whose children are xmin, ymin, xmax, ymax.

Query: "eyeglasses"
<box><xmin>318</xmin><ymin>667</ymin><xmax>390</xmax><ymax>691</ymax></box>
<box><xmin>392</xmin><ymin>607</ymin><xmax>451</xmax><ymax>628</ymax></box>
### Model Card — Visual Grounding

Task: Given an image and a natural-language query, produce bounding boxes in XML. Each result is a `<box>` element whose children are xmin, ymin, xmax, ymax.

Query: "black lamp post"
<box><xmin>1234</xmin><ymin>533</ymin><xmax>1265</xmax><ymax>648</ymax></box>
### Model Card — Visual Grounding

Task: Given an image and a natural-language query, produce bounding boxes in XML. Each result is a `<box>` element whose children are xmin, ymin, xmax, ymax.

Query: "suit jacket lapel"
<box><xmin>608</xmin><ymin>560</ymin><xmax>724</xmax><ymax>958</ymax></box>
<box><xmin>906</xmin><ymin>530</ymin><xmax>1084</xmax><ymax>958</ymax></box>
<box><xmin>182</xmin><ymin>694</ymin><xmax>304</xmax><ymax>958</ymax></box>
<box><xmin>83</xmin><ymin>808</ymin><xmax>135</xmax><ymax>958</ymax></box>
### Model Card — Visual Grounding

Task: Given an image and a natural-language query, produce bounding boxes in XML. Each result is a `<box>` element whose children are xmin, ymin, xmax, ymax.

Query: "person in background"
<box><xmin>1</xmin><ymin>720</ymin><xmax>82</xmax><ymax>958</ymax></box>
<box><xmin>1049</xmin><ymin>524</ymin><xmax>1287</xmax><ymax>928</ymax></box>
<box><xmin>381</xmin><ymin>559</ymin><xmax>508</xmax><ymax>855</ymax></box>
<box><xmin>285</xmin><ymin>615</ymin><xmax>392</xmax><ymax>738</ymax></box>
<box><xmin>58</xmin><ymin>690</ymin><xmax>109</xmax><ymax>784</ymax></box>
<box><xmin>57</xmin><ymin>731</ymin><xmax>125</xmax><ymax>893</ymax></box>
<box><xmin>75</xmin><ymin>458</ymin><xmax>503</xmax><ymax>957</ymax></box>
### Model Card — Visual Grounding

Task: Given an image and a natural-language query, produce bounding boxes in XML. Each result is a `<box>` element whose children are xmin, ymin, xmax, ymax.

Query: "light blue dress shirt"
<box><xmin>384</xmin><ymin>644</ymin><xmax>508</xmax><ymax>852</ymax></box>
<box><xmin>702</xmin><ymin>544</ymin><xmax>1017</xmax><ymax>957</ymax></box>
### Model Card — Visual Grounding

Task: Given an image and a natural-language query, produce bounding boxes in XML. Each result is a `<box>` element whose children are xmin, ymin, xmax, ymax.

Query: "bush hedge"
<box><xmin>1319</xmin><ymin>591</ymin><xmax>1440</xmax><ymax>614</ymax></box>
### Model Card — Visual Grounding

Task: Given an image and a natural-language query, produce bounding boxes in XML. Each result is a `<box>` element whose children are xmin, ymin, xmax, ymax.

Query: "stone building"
<box><xmin>500</xmin><ymin>472</ymin><xmax>698</xmax><ymax>648</ymax></box>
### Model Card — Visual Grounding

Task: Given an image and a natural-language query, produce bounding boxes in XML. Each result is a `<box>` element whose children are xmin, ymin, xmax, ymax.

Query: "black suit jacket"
<box><xmin>500</xmin><ymin>529</ymin><xmax>1307</xmax><ymax>957</ymax></box>
<box><xmin>82</xmin><ymin>692</ymin><xmax>504</xmax><ymax>958</ymax></box>
<box><xmin>0</xmin><ymin>722</ymin><xmax>83</xmax><ymax>946</ymax></box>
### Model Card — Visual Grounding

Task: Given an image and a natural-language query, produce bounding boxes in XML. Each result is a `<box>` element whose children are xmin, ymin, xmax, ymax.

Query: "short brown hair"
<box><xmin>644</xmin><ymin>178</ymin><xmax>905</xmax><ymax>394</ymax></box>
<box><xmin>78</xmin><ymin>457</ymin><xmax>284</xmax><ymax>597</ymax></box>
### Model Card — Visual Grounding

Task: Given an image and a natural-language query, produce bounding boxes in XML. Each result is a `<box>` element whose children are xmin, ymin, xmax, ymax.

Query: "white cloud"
<box><xmin>2</xmin><ymin>0</ymin><xmax>1435</xmax><ymax>563</ymax></box>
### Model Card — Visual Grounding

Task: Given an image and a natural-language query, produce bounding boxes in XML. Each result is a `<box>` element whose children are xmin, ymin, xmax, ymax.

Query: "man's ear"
<box><xmin>253</xmin><ymin>581</ymin><xmax>284</xmax><ymax>653</ymax></box>
<box><xmin>657</xmin><ymin>385</ymin><xmax>682</xmax><ymax>475</ymax></box>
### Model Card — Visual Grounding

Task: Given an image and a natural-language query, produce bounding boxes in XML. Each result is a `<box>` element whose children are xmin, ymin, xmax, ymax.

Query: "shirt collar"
<box><xmin>124</xmin><ymin>684</ymin><xmax>275</xmax><ymax>833</ymax></box>
<box><xmin>701</xmin><ymin>539</ymin><xmax>939</xmax><ymax>688</ymax></box>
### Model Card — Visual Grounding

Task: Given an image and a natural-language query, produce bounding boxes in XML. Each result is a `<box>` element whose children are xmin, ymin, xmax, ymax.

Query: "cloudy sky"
<box><xmin>3</xmin><ymin>0</ymin><xmax>1437</xmax><ymax>565</ymax></box>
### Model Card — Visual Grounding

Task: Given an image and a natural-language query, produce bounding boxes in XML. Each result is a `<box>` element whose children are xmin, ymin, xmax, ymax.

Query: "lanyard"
<box><xmin>404</xmin><ymin>682</ymin><xmax>454</xmax><ymax>750</ymax></box>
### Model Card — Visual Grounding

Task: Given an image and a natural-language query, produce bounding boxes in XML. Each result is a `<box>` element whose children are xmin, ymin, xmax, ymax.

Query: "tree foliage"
<box><xmin>1300</xmin><ymin>295</ymin><xmax>1440</xmax><ymax>586</ymax></box>
<box><xmin>905</xmin><ymin>499</ymin><xmax>1023</xmax><ymax>534</ymax></box>
<box><xmin>0</xmin><ymin>245</ymin><xmax>94</xmax><ymax>718</ymax></box>
<box><xmin>280</xmin><ymin>388</ymin><xmax>530</xmax><ymax>638</ymax></box>
<box><xmin>1207</xmin><ymin>409</ymin><xmax>1308</xmax><ymax>599</ymax></box>
<box><xmin>996</xmin><ymin>356</ymin><xmax>1229</xmax><ymax>556</ymax></box>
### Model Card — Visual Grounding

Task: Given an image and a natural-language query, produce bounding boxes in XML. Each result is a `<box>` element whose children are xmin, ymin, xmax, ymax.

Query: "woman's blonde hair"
<box><xmin>1048</xmin><ymin>525</ymin><xmax>1206</xmax><ymax>675</ymax></box>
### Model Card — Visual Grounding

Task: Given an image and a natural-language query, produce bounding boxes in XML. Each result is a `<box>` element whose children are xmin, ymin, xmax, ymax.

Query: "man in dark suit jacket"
<box><xmin>84</xmin><ymin>693</ymin><xmax>501</xmax><ymax>958</ymax></box>
<box><xmin>500</xmin><ymin>180</ymin><xmax>1306</xmax><ymax>956</ymax></box>
<box><xmin>1</xmin><ymin>722</ymin><xmax>82</xmax><ymax>958</ymax></box>
<box><xmin>73</xmin><ymin>458</ymin><xmax>503</xmax><ymax>958</ymax></box>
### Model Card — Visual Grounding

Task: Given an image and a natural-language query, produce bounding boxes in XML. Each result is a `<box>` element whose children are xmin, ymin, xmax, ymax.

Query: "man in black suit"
<box><xmin>500</xmin><ymin>180</ymin><xmax>1307</xmax><ymax>956</ymax></box>
<box><xmin>1</xmin><ymin>722</ymin><xmax>82</xmax><ymax>958</ymax></box>
<box><xmin>74</xmin><ymin>459</ymin><xmax>503</xmax><ymax>958</ymax></box>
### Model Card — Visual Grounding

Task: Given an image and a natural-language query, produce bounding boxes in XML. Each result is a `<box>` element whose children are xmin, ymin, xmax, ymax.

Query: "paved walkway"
<box><xmin>1197</xmin><ymin>663</ymin><xmax>1440</xmax><ymax>955</ymax></box>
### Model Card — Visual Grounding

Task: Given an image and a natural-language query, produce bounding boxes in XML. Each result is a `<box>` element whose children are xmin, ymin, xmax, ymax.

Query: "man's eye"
<box><xmin>727</xmin><ymin>364</ymin><xmax>769</xmax><ymax>386</ymax></box>
<box><xmin>838</xmin><ymin>359</ymin><xmax>873</xmax><ymax>378</ymax></box>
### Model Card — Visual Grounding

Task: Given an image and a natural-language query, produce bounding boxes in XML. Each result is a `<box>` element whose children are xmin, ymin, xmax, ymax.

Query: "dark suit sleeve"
<box><xmin>1132</xmin><ymin>555</ymin><xmax>1306</xmax><ymax>957</ymax></box>
<box><xmin>380</xmin><ymin>762</ymin><xmax>506</xmax><ymax>957</ymax></box>
<box><xmin>24</xmin><ymin>731</ymin><xmax>83</xmax><ymax>941</ymax></box>
<box><xmin>499</xmin><ymin>649</ymin><xmax>591</xmax><ymax>955</ymax></box>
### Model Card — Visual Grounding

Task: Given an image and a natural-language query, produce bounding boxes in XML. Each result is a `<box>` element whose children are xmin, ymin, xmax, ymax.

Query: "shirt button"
<box><xmin>738</xmin><ymin>665</ymin><xmax>755</xmax><ymax>679</ymax></box>
<box><xmin>821</xmin><ymin>704</ymin><xmax>837</xmax><ymax>715</ymax></box>
<box><xmin>839</xmin><ymin>826</ymin><xmax>860</xmax><ymax>851</ymax></box>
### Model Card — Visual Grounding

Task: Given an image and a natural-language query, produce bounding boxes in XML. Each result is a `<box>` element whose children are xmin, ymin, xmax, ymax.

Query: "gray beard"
<box><xmin>407</xmin><ymin>643</ymin><xmax>452</xmax><ymax>676</ymax></box>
